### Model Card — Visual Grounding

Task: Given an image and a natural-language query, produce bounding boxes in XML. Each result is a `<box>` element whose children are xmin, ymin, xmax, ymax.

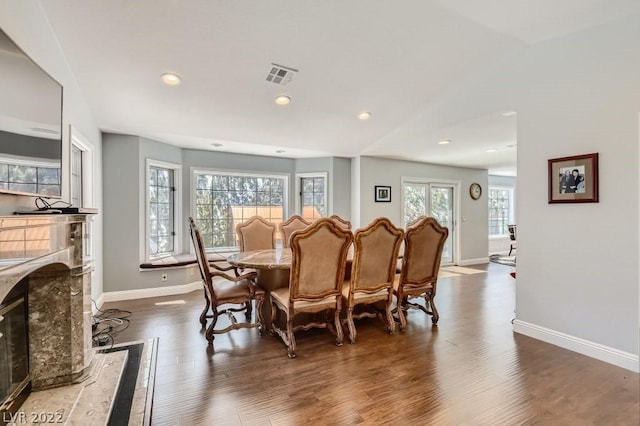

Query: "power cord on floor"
<box><xmin>91</xmin><ymin>299</ymin><xmax>132</xmax><ymax>349</ymax></box>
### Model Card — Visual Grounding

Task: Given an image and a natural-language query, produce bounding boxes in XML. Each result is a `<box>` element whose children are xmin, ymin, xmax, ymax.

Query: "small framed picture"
<box><xmin>548</xmin><ymin>153</ymin><xmax>599</xmax><ymax>203</ymax></box>
<box><xmin>375</xmin><ymin>185</ymin><xmax>391</xmax><ymax>202</ymax></box>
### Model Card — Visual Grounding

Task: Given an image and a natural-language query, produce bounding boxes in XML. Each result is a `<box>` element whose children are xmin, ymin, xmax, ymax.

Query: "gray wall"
<box><xmin>332</xmin><ymin>157</ymin><xmax>351</xmax><ymax>219</ymax></box>
<box><xmin>102</xmin><ymin>136</ymin><xmax>356</xmax><ymax>292</ymax></box>
<box><xmin>102</xmin><ymin>134</ymin><xmax>146</xmax><ymax>292</ymax></box>
<box><xmin>356</xmin><ymin>156</ymin><xmax>489</xmax><ymax>264</ymax></box>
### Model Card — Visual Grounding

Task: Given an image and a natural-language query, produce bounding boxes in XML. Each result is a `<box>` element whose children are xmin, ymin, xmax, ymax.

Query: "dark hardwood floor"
<box><xmin>103</xmin><ymin>263</ymin><xmax>639</xmax><ymax>425</ymax></box>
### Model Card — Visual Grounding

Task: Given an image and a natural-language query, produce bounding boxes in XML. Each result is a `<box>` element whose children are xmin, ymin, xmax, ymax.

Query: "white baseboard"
<box><xmin>101</xmin><ymin>281</ymin><xmax>202</xmax><ymax>304</ymax></box>
<box><xmin>458</xmin><ymin>257</ymin><xmax>489</xmax><ymax>266</ymax></box>
<box><xmin>513</xmin><ymin>320</ymin><xmax>639</xmax><ymax>373</ymax></box>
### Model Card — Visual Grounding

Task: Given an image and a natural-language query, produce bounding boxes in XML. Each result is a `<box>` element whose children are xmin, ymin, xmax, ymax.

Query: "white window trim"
<box><xmin>295</xmin><ymin>172</ymin><xmax>329</xmax><ymax>217</ymax></box>
<box><xmin>70</xmin><ymin>129</ymin><xmax>94</xmax><ymax>208</ymax></box>
<box><xmin>190</xmin><ymin>167</ymin><xmax>289</xmax><ymax>253</ymax></box>
<box><xmin>70</xmin><ymin>126</ymin><xmax>95</xmax><ymax>260</ymax></box>
<box><xmin>488</xmin><ymin>185</ymin><xmax>514</xmax><ymax>238</ymax></box>
<box><xmin>145</xmin><ymin>159</ymin><xmax>182</xmax><ymax>261</ymax></box>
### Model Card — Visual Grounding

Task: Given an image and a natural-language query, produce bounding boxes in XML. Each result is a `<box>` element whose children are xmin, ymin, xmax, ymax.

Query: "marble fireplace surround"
<box><xmin>0</xmin><ymin>214</ymin><xmax>93</xmax><ymax>396</ymax></box>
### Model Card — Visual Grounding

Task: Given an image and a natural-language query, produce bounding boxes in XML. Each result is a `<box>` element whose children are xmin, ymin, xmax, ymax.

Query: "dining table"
<box><xmin>227</xmin><ymin>247</ymin><xmax>294</xmax><ymax>329</ymax></box>
<box><xmin>227</xmin><ymin>247</ymin><xmax>353</xmax><ymax>329</ymax></box>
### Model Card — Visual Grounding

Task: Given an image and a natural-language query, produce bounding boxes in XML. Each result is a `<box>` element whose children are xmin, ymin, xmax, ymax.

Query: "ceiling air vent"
<box><xmin>266</xmin><ymin>63</ymin><xmax>298</xmax><ymax>86</ymax></box>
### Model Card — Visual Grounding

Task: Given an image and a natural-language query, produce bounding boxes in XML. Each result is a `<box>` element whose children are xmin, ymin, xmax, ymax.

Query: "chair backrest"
<box><xmin>280</xmin><ymin>215</ymin><xmax>311</xmax><ymax>248</ymax></box>
<box><xmin>289</xmin><ymin>218</ymin><xmax>353</xmax><ymax>300</ymax></box>
<box><xmin>236</xmin><ymin>215</ymin><xmax>277</xmax><ymax>251</ymax></box>
<box><xmin>188</xmin><ymin>217</ymin><xmax>214</xmax><ymax>288</ymax></box>
<box><xmin>400</xmin><ymin>216</ymin><xmax>449</xmax><ymax>286</ymax></box>
<box><xmin>328</xmin><ymin>215</ymin><xmax>352</xmax><ymax>231</ymax></box>
<box><xmin>350</xmin><ymin>218</ymin><xmax>404</xmax><ymax>293</ymax></box>
<box><xmin>508</xmin><ymin>224</ymin><xmax>517</xmax><ymax>241</ymax></box>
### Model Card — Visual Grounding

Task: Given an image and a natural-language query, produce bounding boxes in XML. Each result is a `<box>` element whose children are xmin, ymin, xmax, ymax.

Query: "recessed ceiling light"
<box><xmin>438</xmin><ymin>140</ymin><xmax>451</xmax><ymax>145</ymax></box>
<box><xmin>486</xmin><ymin>148</ymin><xmax>498</xmax><ymax>152</ymax></box>
<box><xmin>501</xmin><ymin>111</ymin><xmax>517</xmax><ymax>117</ymax></box>
<box><xmin>358</xmin><ymin>112</ymin><xmax>371</xmax><ymax>120</ymax></box>
<box><xmin>275</xmin><ymin>150</ymin><xmax>286</xmax><ymax>154</ymax></box>
<box><xmin>211</xmin><ymin>143</ymin><xmax>223</xmax><ymax>147</ymax></box>
<box><xmin>161</xmin><ymin>72</ymin><xmax>181</xmax><ymax>85</ymax></box>
<box><xmin>274</xmin><ymin>96</ymin><xmax>291</xmax><ymax>105</ymax></box>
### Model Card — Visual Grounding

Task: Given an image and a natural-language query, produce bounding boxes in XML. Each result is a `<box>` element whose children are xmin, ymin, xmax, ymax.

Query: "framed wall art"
<box><xmin>548</xmin><ymin>153</ymin><xmax>599</xmax><ymax>203</ymax></box>
<box><xmin>375</xmin><ymin>185</ymin><xmax>391</xmax><ymax>202</ymax></box>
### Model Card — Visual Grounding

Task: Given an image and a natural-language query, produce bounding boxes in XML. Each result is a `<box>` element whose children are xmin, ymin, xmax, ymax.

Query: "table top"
<box><xmin>227</xmin><ymin>247</ymin><xmax>354</xmax><ymax>270</ymax></box>
<box><xmin>227</xmin><ymin>248</ymin><xmax>292</xmax><ymax>270</ymax></box>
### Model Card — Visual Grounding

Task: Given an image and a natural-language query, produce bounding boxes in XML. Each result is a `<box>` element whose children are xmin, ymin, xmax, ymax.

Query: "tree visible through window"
<box><xmin>0</xmin><ymin>162</ymin><xmax>60</xmax><ymax>196</ymax></box>
<box><xmin>488</xmin><ymin>188</ymin><xmax>510</xmax><ymax>236</ymax></box>
<box><xmin>194</xmin><ymin>172</ymin><xmax>287</xmax><ymax>249</ymax></box>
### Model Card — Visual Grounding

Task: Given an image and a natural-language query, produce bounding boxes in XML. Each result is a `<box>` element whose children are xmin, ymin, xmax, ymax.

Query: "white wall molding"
<box><xmin>513</xmin><ymin>320</ymin><xmax>639</xmax><ymax>373</ymax></box>
<box><xmin>100</xmin><ymin>281</ymin><xmax>201</xmax><ymax>305</ymax></box>
<box><xmin>458</xmin><ymin>257</ymin><xmax>489</xmax><ymax>266</ymax></box>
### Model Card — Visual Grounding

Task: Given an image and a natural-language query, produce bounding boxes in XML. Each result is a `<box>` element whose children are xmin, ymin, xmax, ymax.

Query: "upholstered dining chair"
<box><xmin>342</xmin><ymin>217</ymin><xmax>404</xmax><ymax>343</ymax></box>
<box><xmin>394</xmin><ymin>216</ymin><xmax>448</xmax><ymax>331</ymax></box>
<box><xmin>236</xmin><ymin>215</ymin><xmax>277</xmax><ymax>251</ymax></box>
<box><xmin>270</xmin><ymin>218</ymin><xmax>353</xmax><ymax>358</ymax></box>
<box><xmin>329</xmin><ymin>214</ymin><xmax>352</xmax><ymax>231</ymax></box>
<box><xmin>280</xmin><ymin>215</ymin><xmax>311</xmax><ymax>248</ymax></box>
<box><xmin>188</xmin><ymin>217</ymin><xmax>265</xmax><ymax>345</ymax></box>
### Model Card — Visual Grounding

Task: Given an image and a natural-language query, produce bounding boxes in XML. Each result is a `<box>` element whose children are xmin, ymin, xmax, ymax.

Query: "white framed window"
<box><xmin>295</xmin><ymin>172</ymin><xmax>328</xmax><ymax>220</ymax></box>
<box><xmin>0</xmin><ymin>157</ymin><xmax>61</xmax><ymax>196</ymax></box>
<box><xmin>146</xmin><ymin>159</ymin><xmax>181</xmax><ymax>260</ymax></box>
<box><xmin>192</xmin><ymin>169</ymin><xmax>288</xmax><ymax>251</ymax></box>
<box><xmin>70</xmin><ymin>126</ymin><xmax>94</xmax><ymax>258</ymax></box>
<box><xmin>488</xmin><ymin>186</ymin><xmax>514</xmax><ymax>236</ymax></box>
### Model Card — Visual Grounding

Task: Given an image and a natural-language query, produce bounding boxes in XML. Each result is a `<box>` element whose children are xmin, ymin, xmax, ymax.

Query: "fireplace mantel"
<box><xmin>0</xmin><ymin>214</ymin><xmax>94</xmax><ymax>398</ymax></box>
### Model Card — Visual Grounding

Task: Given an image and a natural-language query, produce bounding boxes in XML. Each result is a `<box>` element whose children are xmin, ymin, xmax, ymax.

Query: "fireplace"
<box><xmin>0</xmin><ymin>215</ymin><xmax>94</xmax><ymax>418</ymax></box>
<box><xmin>0</xmin><ymin>282</ymin><xmax>29</xmax><ymax>416</ymax></box>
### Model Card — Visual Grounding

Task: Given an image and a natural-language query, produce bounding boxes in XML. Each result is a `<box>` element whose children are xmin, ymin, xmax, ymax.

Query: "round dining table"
<box><xmin>227</xmin><ymin>247</ymin><xmax>353</xmax><ymax>329</ymax></box>
<box><xmin>227</xmin><ymin>248</ymin><xmax>293</xmax><ymax>329</ymax></box>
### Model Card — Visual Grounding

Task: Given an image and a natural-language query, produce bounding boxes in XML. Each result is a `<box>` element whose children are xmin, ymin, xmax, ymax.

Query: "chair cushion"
<box><xmin>271</xmin><ymin>287</ymin><xmax>337</xmax><ymax>313</ymax></box>
<box><xmin>393</xmin><ymin>275</ymin><xmax>433</xmax><ymax>294</ymax></box>
<box><xmin>342</xmin><ymin>280</ymin><xmax>389</xmax><ymax>302</ymax></box>
<box><xmin>214</xmin><ymin>278</ymin><xmax>264</xmax><ymax>300</ymax></box>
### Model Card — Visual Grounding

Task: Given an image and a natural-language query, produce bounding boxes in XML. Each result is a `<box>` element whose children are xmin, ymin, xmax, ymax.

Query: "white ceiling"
<box><xmin>38</xmin><ymin>0</ymin><xmax>640</xmax><ymax>176</ymax></box>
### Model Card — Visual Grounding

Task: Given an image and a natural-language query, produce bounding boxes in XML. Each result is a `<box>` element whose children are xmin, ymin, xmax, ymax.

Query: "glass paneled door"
<box><xmin>403</xmin><ymin>181</ymin><xmax>455</xmax><ymax>264</ymax></box>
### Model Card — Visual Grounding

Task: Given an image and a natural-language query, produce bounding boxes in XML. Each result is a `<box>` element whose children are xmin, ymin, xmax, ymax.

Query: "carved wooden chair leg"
<box><xmin>429</xmin><ymin>295</ymin><xmax>439</xmax><ymax>324</ymax></box>
<box><xmin>286</xmin><ymin>315</ymin><xmax>296</xmax><ymax>358</ymax></box>
<box><xmin>200</xmin><ymin>293</ymin><xmax>211</xmax><ymax>327</ymax></box>
<box><xmin>334</xmin><ymin>309</ymin><xmax>344</xmax><ymax>346</ymax></box>
<box><xmin>385</xmin><ymin>303</ymin><xmax>395</xmax><ymax>334</ymax></box>
<box><xmin>397</xmin><ymin>298</ymin><xmax>408</xmax><ymax>332</ymax></box>
<box><xmin>346</xmin><ymin>308</ymin><xmax>356</xmax><ymax>344</ymax></box>
<box><xmin>255</xmin><ymin>297</ymin><xmax>265</xmax><ymax>335</ymax></box>
<box><xmin>205</xmin><ymin>310</ymin><xmax>219</xmax><ymax>343</ymax></box>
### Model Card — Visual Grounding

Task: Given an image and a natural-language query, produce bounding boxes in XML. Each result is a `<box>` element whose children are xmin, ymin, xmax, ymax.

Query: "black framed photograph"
<box><xmin>375</xmin><ymin>185</ymin><xmax>391</xmax><ymax>202</ymax></box>
<box><xmin>548</xmin><ymin>153</ymin><xmax>599</xmax><ymax>203</ymax></box>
